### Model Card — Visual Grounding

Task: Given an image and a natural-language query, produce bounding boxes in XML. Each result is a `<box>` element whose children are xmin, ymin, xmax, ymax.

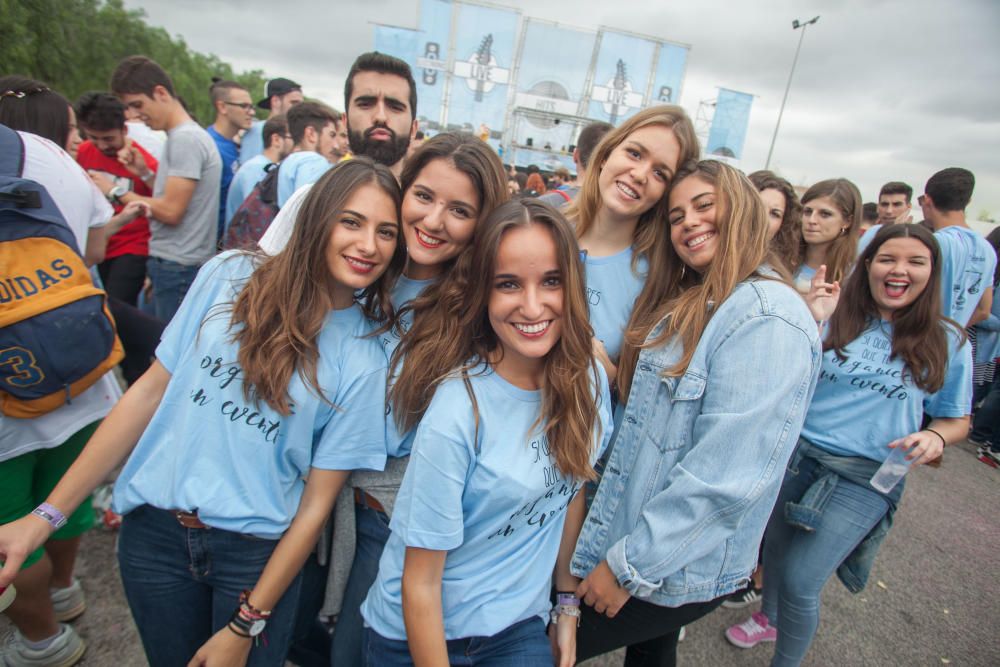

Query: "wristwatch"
<box><xmin>107</xmin><ymin>183</ymin><xmax>128</xmax><ymax>205</ymax></box>
<box><xmin>229</xmin><ymin>611</ymin><xmax>266</xmax><ymax>637</ymax></box>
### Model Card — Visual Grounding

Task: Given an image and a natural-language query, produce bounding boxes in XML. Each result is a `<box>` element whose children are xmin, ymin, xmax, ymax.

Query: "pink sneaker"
<box><xmin>725</xmin><ymin>611</ymin><xmax>777</xmax><ymax>648</ymax></box>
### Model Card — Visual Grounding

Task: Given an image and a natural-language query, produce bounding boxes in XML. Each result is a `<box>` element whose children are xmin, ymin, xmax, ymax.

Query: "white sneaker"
<box><xmin>49</xmin><ymin>579</ymin><xmax>85</xmax><ymax>622</ymax></box>
<box><xmin>0</xmin><ymin>624</ymin><xmax>86</xmax><ymax>667</ymax></box>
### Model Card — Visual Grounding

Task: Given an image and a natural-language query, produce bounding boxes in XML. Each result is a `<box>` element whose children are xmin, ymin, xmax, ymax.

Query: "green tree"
<box><xmin>1</xmin><ymin>0</ymin><xmax>267</xmax><ymax>125</ymax></box>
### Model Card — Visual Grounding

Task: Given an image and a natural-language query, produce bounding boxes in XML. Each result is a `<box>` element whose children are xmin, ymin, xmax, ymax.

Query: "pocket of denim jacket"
<box><xmin>646</xmin><ymin>372</ymin><xmax>706</xmax><ymax>452</ymax></box>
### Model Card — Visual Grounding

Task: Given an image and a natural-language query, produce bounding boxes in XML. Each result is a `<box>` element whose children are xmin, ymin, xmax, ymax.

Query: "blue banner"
<box><xmin>706</xmin><ymin>88</ymin><xmax>754</xmax><ymax>160</ymax></box>
<box><xmin>373</xmin><ymin>24</ymin><xmax>419</xmax><ymax>65</ymax></box>
<box><xmin>413</xmin><ymin>0</ymin><xmax>454</xmax><ymax>130</ymax></box>
<box><xmin>651</xmin><ymin>42</ymin><xmax>688</xmax><ymax>105</ymax></box>
<box><xmin>445</xmin><ymin>2</ymin><xmax>519</xmax><ymax>144</ymax></box>
<box><xmin>509</xmin><ymin>20</ymin><xmax>597</xmax><ymax>167</ymax></box>
<box><xmin>588</xmin><ymin>30</ymin><xmax>657</xmax><ymax>123</ymax></box>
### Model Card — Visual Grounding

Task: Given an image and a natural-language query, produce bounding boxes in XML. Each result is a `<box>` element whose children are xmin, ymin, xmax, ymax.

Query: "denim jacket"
<box><xmin>572</xmin><ymin>277</ymin><xmax>822</xmax><ymax>607</ymax></box>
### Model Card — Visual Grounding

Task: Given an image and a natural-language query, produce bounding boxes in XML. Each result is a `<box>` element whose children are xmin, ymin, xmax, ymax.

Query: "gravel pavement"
<box><xmin>3</xmin><ymin>439</ymin><xmax>997</xmax><ymax>666</ymax></box>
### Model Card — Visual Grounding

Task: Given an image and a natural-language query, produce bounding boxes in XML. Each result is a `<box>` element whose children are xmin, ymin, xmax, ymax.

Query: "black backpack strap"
<box><xmin>0</xmin><ymin>123</ymin><xmax>26</xmax><ymax>177</ymax></box>
<box><xmin>259</xmin><ymin>166</ymin><xmax>281</xmax><ymax>205</ymax></box>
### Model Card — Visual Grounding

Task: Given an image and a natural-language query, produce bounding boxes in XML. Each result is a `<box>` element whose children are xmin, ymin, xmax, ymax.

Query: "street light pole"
<box><xmin>765</xmin><ymin>16</ymin><xmax>819</xmax><ymax>170</ymax></box>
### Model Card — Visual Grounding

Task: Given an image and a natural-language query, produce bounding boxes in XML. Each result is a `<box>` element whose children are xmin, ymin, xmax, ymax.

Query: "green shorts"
<box><xmin>0</xmin><ymin>421</ymin><xmax>99</xmax><ymax>570</ymax></box>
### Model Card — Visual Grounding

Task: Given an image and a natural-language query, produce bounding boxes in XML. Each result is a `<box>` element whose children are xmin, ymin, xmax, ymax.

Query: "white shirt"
<box><xmin>0</xmin><ymin>133</ymin><xmax>123</xmax><ymax>462</ymax></box>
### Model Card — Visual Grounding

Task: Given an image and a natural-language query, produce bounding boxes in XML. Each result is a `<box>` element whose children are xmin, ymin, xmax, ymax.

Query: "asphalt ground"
<box><xmin>3</xmin><ymin>438</ymin><xmax>997</xmax><ymax>666</ymax></box>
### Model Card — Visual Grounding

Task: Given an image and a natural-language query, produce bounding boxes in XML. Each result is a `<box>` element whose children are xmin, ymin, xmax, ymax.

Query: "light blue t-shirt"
<box><xmin>793</xmin><ymin>263</ymin><xmax>817</xmax><ymax>293</ymax></box>
<box><xmin>857</xmin><ymin>224</ymin><xmax>882</xmax><ymax>256</ymax></box>
<box><xmin>361</xmin><ymin>364</ymin><xmax>613</xmax><ymax>640</ymax></box>
<box><xmin>225</xmin><ymin>154</ymin><xmax>273</xmax><ymax>226</ymax></box>
<box><xmin>381</xmin><ymin>275</ymin><xmax>436</xmax><ymax>458</ymax></box>
<box><xmin>239</xmin><ymin>120</ymin><xmax>264</xmax><ymax>165</ymax></box>
<box><xmin>801</xmin><ymin>320</ymin><xmax>972</xmax><ymax>462</ymax></box>
<box><xmin>278</xmin><ymin>151</ymin><xmax>333</xmax><ymax>207</ymax></box>
<box><xmin>112</xmin><ymin>252</ymin><xmax>389</xmax><ymax>538</ymax></box>
<box><xmin>935</xmin><ymin>226</ymin><xmax>996</xmax><ymax>326</ymax></box>
<box><xmin>584</xmin><ymin>248</ymin><xmax>648</xmax><ymax>362</ymax></box>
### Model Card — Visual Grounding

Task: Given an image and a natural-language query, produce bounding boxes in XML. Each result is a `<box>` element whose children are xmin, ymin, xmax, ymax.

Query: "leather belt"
<box><xmin>171</xmin><ymin>509</ymin><xmax>208</xmax><ymax>529</ymax></box>
<box><xmin>354</xmin><ymin>488</ymin><xmax>386</xmax><ymax>514</ymax></box>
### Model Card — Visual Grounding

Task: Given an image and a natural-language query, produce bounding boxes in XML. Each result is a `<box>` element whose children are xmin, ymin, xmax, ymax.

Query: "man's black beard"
<box><xmin>348</xmin><ymin>125</ymin><xmax>410</xmax><ymax>167</ymax></box>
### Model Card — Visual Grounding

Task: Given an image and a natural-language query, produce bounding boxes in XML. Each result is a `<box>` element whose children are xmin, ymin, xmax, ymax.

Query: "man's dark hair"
<box><xmin>0</xmin><ymin>75</ymin><xmax>71</xmax><ymax>147</ymax></box>
<box><xmin>862</xmin><ymin>202</ymin><xmax>879</xmax><ymax>222</ymax></box>
<box><xmin>75</xmin><ymin>91</ymin><xmax>126</xmax><ymax>131</ymax></box>
<box><xmin>526</xmin><ymin>164</ymin><xmax>540</xmax><ymax>175</ymax></box>
<box><xmin>878</xmin><ymin>181</ymin><xmax>913</xmax><ymax>203</ymax></box>
<box><xmin>577</xmin><ymin>121</ymin><xmax>613</xmax><ymax>169</ymax></box>
<box><xmin>262</xmin><ymin>114</ymin><xmax>288</xmax><ymax>148</ymax></box>
<box><xmin>209</xmin><ymin>78</ymin><xmax>248</xmax><ymax>105</ymax></box>
<box><xmin>344</xmin><ymin>51</ymin><xmax>417</xmax><ymax>120</ymax></box>
<box><xmin>925</xmin><ymin>168</ymin><xmax>975</xmax><ymax>212</ymax></box>
<box><xmin>111</xmin><ymin>55</ymin><xmax>175</xmax><ymax>97</ymax></box>
<box><xmin>287</xmin><ymin>101</ymin><xmax>340</xmax><ymax>145</ymax></box>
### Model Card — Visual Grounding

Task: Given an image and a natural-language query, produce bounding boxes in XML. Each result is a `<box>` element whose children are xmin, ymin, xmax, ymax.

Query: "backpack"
<box><xmin>0</xmin><ymin>124</ymin><xmax>124</xmax><ymax>418</ymax></box>
<box><xmin>223</xmin><ymin>163</ymin><xmax>280</xmax><ymax>250</ymax></box>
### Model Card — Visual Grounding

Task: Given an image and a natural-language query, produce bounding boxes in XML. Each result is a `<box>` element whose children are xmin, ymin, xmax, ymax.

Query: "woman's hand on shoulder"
<box><xmin>186</xmin><ymin>627</ymin><xmax>252</xmax><ymax>667</ymax></box>
<box><xmin>576</xmin><ymin>560</ymin><xmax>630</xmax><ymax>618</ymax></box>
<box><xmin>804</xmin><ymin>264</ymin><xmax>840</xmax><ymax>326</ymax></box>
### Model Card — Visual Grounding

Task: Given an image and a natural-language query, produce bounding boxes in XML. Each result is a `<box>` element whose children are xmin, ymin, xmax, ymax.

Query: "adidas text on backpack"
<box><xmin>0</xmin><ymin>124</ymin><xmax>124</xmax><ymax>417</ymax></box>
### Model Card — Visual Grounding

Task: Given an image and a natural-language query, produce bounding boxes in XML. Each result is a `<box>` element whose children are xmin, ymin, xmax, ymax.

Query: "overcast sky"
<box><xmin>124</xmin><ymin>0</ymin><xmax>1000</xmax><ymax>220</ymax></box>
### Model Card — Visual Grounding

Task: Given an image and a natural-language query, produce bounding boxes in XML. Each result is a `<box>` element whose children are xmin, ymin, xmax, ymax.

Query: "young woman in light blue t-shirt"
<box><xmin>325</xmin><ymin>133</ymin><xmax>509</xmax><ymax>666</ymax></box>
<box><xmin>563</xmin><ymin>105</ymin><xmax>699</xmax><ymax>379</ymax></box>
<box><xmin>0</xmin><ymin>158</ymin><xmax>406</xmax><ymax>667</ymax></box>
<box><xmin>791</xmin><ymin>178</ymin><xmax>863</xmax><ymax>293</ymax></box>
<box><xmin>361</xmin><ymin>199</ymin><xmax>611</xmax><ymax>666</ymax></box>
<box><xmin>727</xmin><ymin>223</ymin><xmax>972</xmax><ymax>666</ymax></box>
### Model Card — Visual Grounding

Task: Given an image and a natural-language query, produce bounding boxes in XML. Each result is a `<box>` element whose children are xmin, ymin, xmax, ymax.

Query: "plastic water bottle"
<box><xmin>870</xmin><ymin>446</ymin><xmax>913</xmax><ymax>493</ymax></box>
<box><xmin>0</xmin><ymin>584</ymin><xmax>15</xmax><ymax>612</ymax></box>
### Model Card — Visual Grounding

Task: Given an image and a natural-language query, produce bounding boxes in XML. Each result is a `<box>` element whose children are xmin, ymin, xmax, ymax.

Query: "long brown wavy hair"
<box><xmin>228</xmin><ymin>158</ymin><xmax>405</xmax><ymax>414</ymax></box>
<box><xmin>795</xmin><ymin>178</ymin><xmax>862</xmax><ymax>284</ymax></box>
<box><xmin>391</xmin><ymin>199</ymin><xmax>601</xmax><ymax>479</ymax></box>
<box><xmin>824</xmin><ymin>223</ymin><xmax>963</xmax><ymax>392</ymax></box>
<box><xmin>565</xmin><ymin>105</ymin><xmax>699</xmax><ymax>275</ymax></box>
<box><xmin>748</xmin><ymin>170</ymin><xmax>802</xmax><ymax>274</ymax></box>
<box><xmin>618</xmin><ymin>160</ymin><xmax>782</xmax><ymax>400</ymax></box>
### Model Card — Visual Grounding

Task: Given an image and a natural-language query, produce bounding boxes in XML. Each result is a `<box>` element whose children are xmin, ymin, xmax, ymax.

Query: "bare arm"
<box><xmin>188</xmin><ymin>468</ymin><xmax>349</xmax><ymax>666</ymax></box>
<box><xmin>551</xmin><ymin>491</ymin><xmax>585</xmax><ymax>667</ymax></box>
<box><xmin>119</xmin><ymin>175</ymin><xmax>196</xmax><ymax>225</ymax></box>
<box><xmin>83</xmin><ymin>201</ymin><xmax>152</xmax><ymax>266</ymax></box>
<box><xmin>968</xmin><ymin>286</ymin><xmax>994</xmax><ymax>327</ymax></box>
<box><xmin>402</xmin><ymin>547</ymin><xmax>450</xmax><ymax>667</ymax></box>
<box><xmin>0</xmin><ymin>360</ymin><xmax>171</xmax><ymax>586</ymax></box>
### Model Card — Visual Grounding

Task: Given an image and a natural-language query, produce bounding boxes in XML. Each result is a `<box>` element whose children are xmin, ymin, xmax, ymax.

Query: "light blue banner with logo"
<box><xmin>651</xmin><ymin>42</ymin><xmax>688</xmax><ymax>105</ymax></box>
<box><xmin>445</xmin><ymin>2</ymin><xmax>519</xmax><ymax>142</ymax></box>
<box><xmin>588</xmin><ymin>30</ymin><xmax>657</xmax><ymax>124</ymax></box>
<box><xmin>706</xmin><ymin>88</ymin><xmax>754</xmax><ymax>159</ymax></box>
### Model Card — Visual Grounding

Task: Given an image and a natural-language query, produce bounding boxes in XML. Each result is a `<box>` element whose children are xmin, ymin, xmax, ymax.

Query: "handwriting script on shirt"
<box><xmin>188</xmin><ymin>355</ymin><xmax>286</xmax><ymax>443</ymax></box>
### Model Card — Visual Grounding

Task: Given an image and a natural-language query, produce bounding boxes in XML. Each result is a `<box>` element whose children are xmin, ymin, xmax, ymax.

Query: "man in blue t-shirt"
<box><xmin>239</xmin><ymin>77</ymin><xmax>304</xmax><ymax>164</ymax></box>
<box><xmin>920</xmin><ymin>167</ymin><xmax>995</xmax><ymax>328</ymax></box>
<box><xmin>206</xmin><ymin>80</ymin><xmax>255</xmax><ymax>239</ymax></box>
<box><xmin>224</xmin><ymin>114</ymin><xmax>292</xmax><ymax>225</ymax></box>
<box><xmin>276</xmin><ymin>102</ymin><xmax>347</xmax><ymax>207</ymax></box>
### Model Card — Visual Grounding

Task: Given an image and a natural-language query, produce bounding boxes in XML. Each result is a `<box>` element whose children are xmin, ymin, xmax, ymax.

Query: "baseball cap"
<box><xmin>257</xmin><ymin>78</ymin><xmax>302</xmax><ymax>109</ymax></box>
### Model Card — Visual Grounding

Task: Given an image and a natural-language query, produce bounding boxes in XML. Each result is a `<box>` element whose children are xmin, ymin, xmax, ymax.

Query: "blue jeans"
<box><xmin>362</xmin><ymin>616</ymin><xmax>552</xmax><ymax>666</ymax></box>
<box><xmin>117</xmin><ymin>505</ymin><xmax>302</xmax><ymax>667</ymax></box>
<box><xmin>761</xmin><ymin>456</ymin><xmax>890</xmax><ymax>667</ymax></box>
<box><xmin>146</xmin><ymin>256</ymin><xmax>201</xmax><ymax>323</ymax></box>
<box><xmin>332</xmin><ymin>500</ymin><xmax>392</xmax><ymax>666</ymax></box>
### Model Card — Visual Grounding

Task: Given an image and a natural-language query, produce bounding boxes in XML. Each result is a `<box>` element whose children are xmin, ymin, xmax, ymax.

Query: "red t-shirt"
<box><xmin>76</xmin><ymin>140</ymin><xmax>158</xmax><ymax>259</ymax></box>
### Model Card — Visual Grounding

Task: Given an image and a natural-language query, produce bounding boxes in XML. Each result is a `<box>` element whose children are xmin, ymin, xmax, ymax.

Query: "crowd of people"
<box><xmin>0</xmin><ymin>47</ymin><xmax>994</xmax><ymax>667</ymax></box>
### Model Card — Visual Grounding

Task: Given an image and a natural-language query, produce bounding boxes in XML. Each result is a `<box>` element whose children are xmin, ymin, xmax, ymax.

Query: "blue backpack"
<box><xmin>0</xmin><ymin>124</ymin><xmax>123</xmax><ymax>417</ymax></box>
